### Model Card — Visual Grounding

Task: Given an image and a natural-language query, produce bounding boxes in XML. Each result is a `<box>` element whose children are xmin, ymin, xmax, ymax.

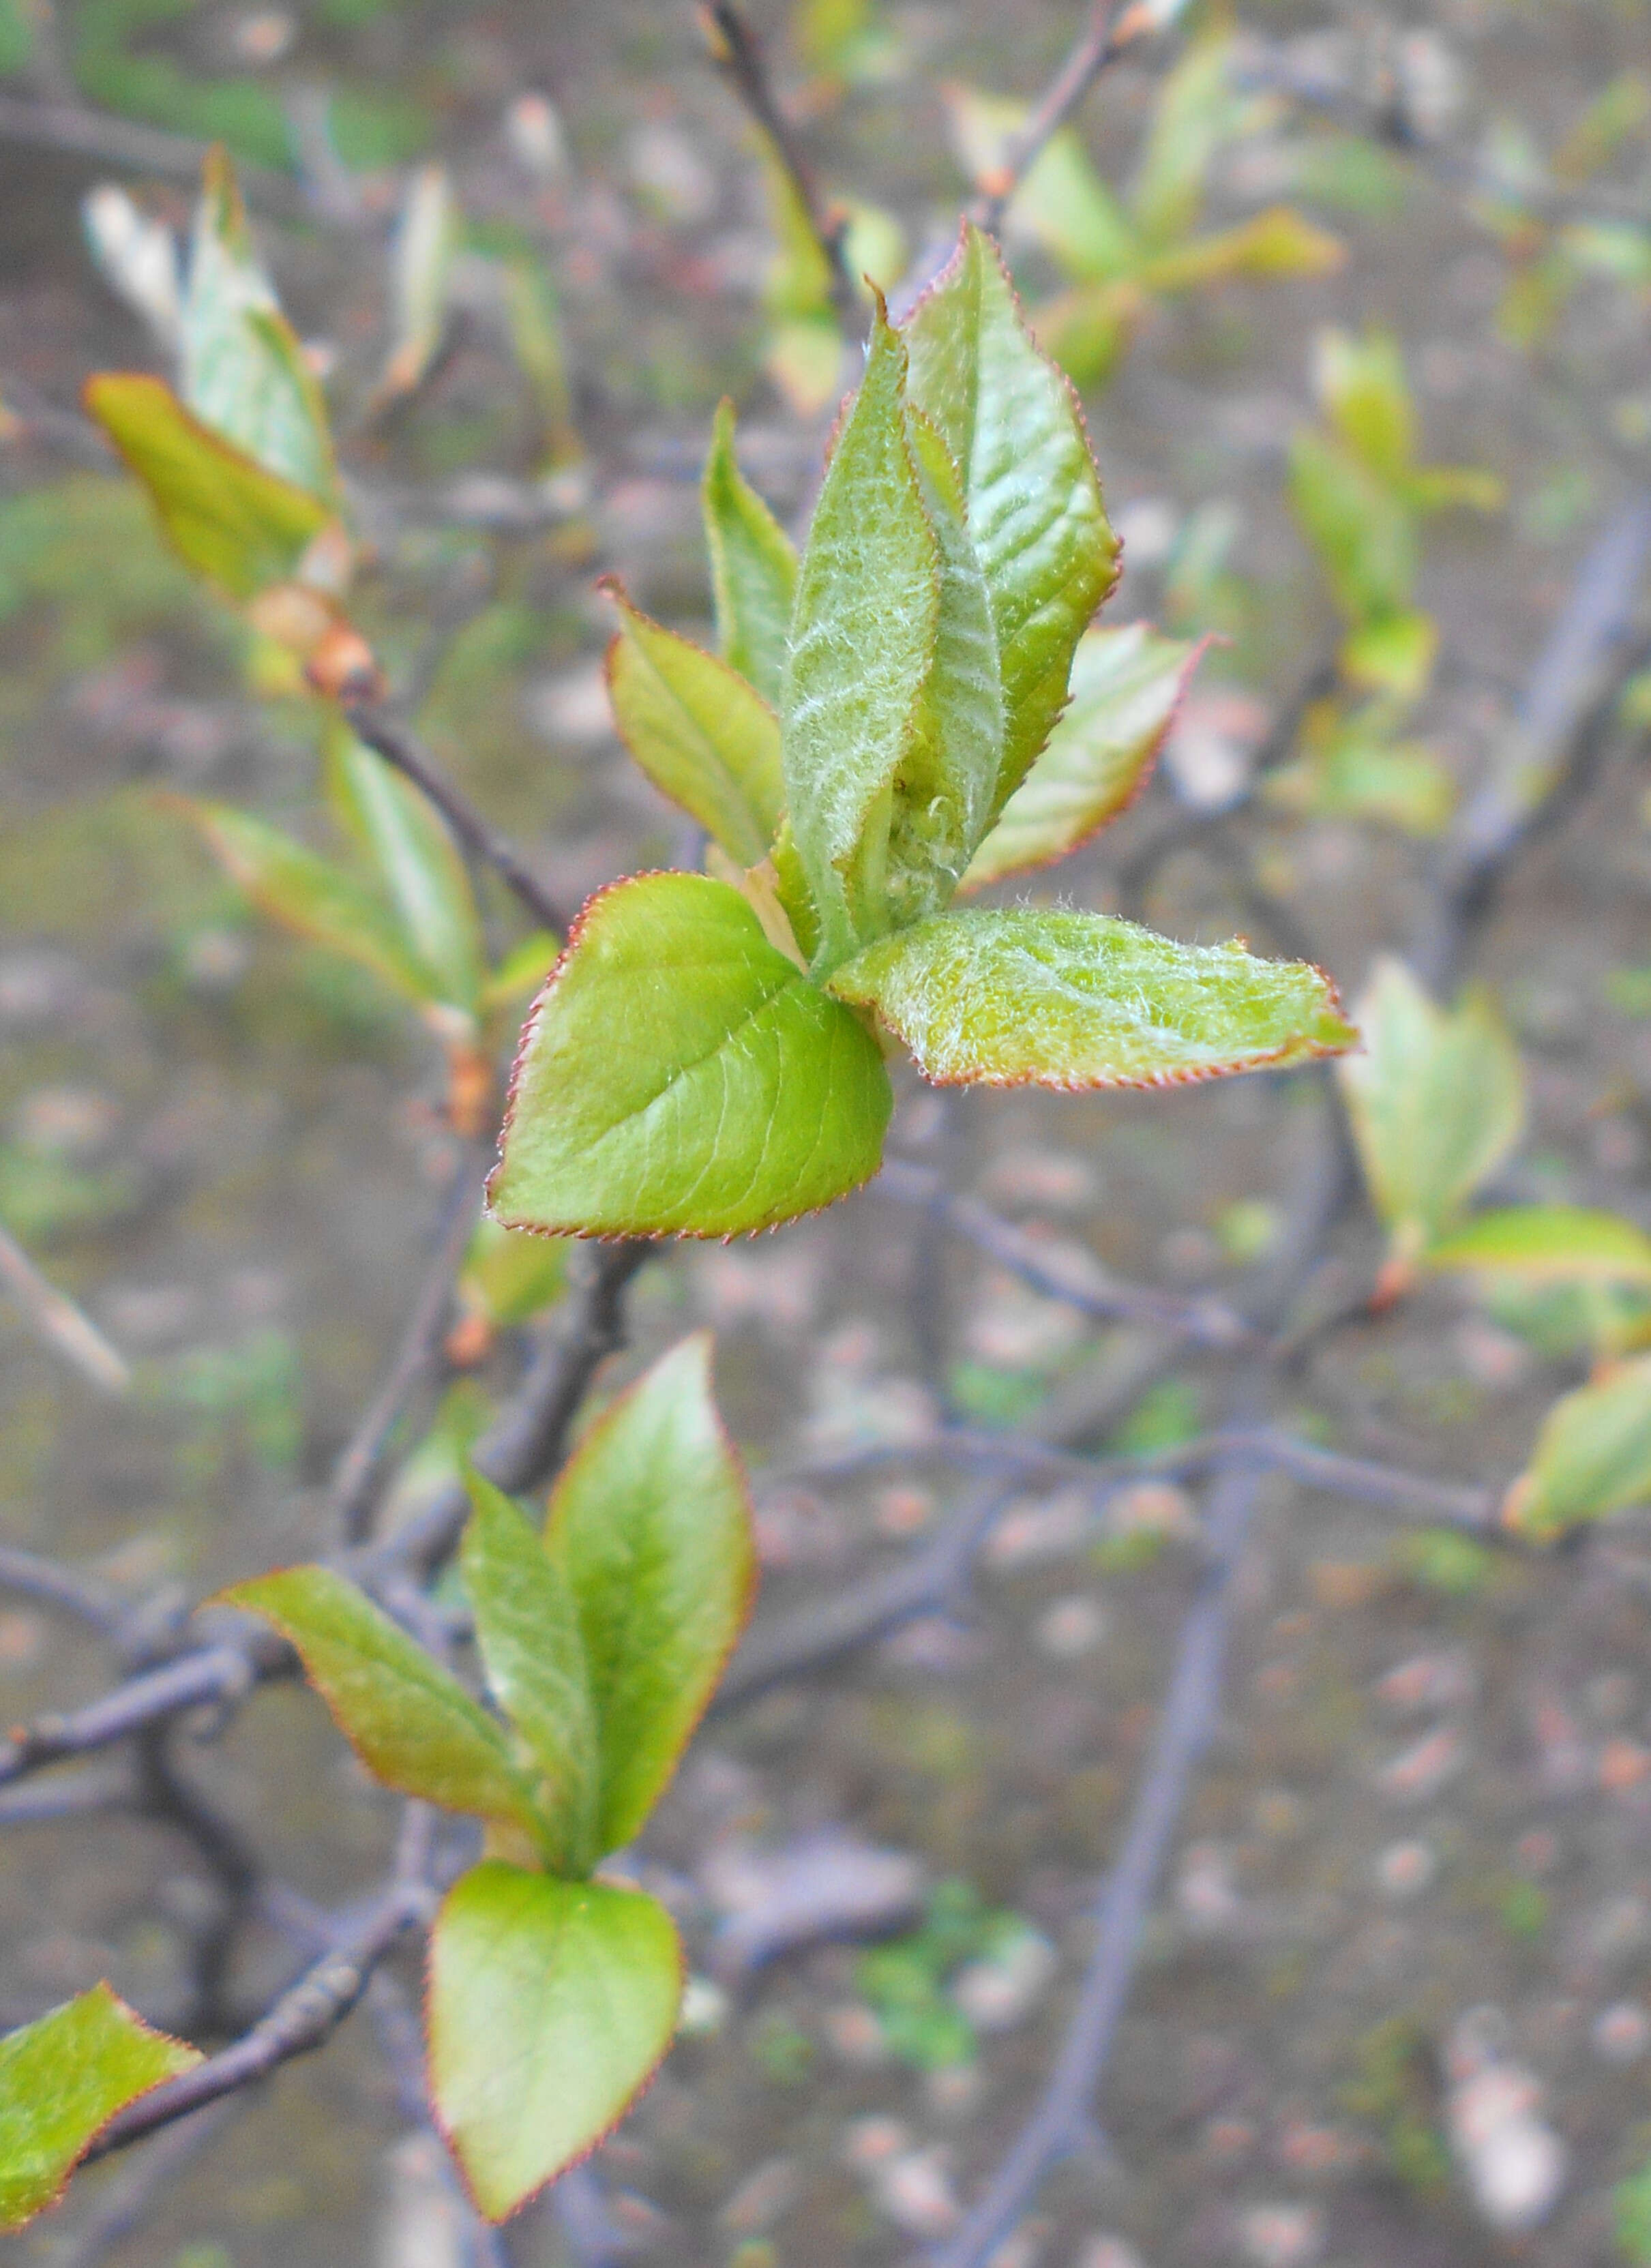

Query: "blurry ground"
<box><xmin>5</xmin><ymin>3</ymin><xmax>1651</xmax><ymax>2264</ymax></box>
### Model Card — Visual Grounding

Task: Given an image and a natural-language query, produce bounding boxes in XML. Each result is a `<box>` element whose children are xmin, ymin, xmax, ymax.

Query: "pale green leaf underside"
<box><xmin>903</xmin><ymin>224</ymin><xmax>1119</xmax><ymax>814</ymax></box>
<box><xmin>604</xmin><ymin>586</ymin><xmax>783</xmax><ymax>868</ymax></box>
<box><xmin>1337</xmin><ymin>956</ymin><xmax>1525</xmax><ymax>1251</ymax></box>
<box><xmin>222</xmin><ymin>1566</ymin><xmax>543</xmax><ymax>1837</ymax></box>
<box><xmin>1427</xmin><ymin>1204</ymin><xmax>1651</xmax><ymax>1286</ymax></box>
<box><xmin>1506</xmin><ymin>1355</ymin><xmax>1651</xmax><ymax>1540</ymax></box>
<box><xmin>85</xmin><ymin>374</ymin><xmax>331</xmax><ymax>601</ymax></box>
<box><xmin>547</xmin><ymin>1334</ymin><xmax>755</xmax><ymax>1855</ymax></box>
<box><xmin>702</xmin><ymin>400</ymin><xmax>797</xmax><ymax>708</ymax></box>
<box><xmin>828</xmin><ymin>908</ymin><xmax>1355</xmax><ymax>1088</ymax></box>
<box><xmin>490</xmin><ymin>872</ymin><xmax>893</xmax><ymax>1236</ymax></box>
<box><xmin>460</xmin><ymin>1474</ymin><xmax>597</xmax><ymax>1875</ymax></box>
<box><xmin>962</xmin><ymin>623</ymin><xmax>1198</xmax><ymax>889</ymax></box>
<box><xmin>428</xmin><ymin>1862</ymin><xmax>681</xmax><ymax>2222</ymax></box>
<box><xmin>325</xmin><ymin>729</ymin><xmax>486</xmax><ymax>1015</ymax></box>
<box><xmin>0</xmin><ymin>1986</ymin><xmax>200</xmax><ymax>2233</ymax></box>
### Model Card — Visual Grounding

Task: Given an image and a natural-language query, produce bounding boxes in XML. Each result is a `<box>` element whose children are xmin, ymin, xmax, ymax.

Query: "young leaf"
<box><xmin>1127</xmin><ymin>35</ymin><xmax>1249</xmax><ymax>248</ymax></box>
<box><xmin>324</xmin><ymin>728</ymin><xmax>486</xmax><ymax>1017</ymax></box>
<box><xmin>460</xmin><ymin>1474</ymin><xmax>597</xmax><ymax>1874</ymax></box>
<box><xmin>479</xmin><ymin>931</ymin><xmax>559</xmax><ymax>1019</ymax></box>
<box><xmin>1337</xmin><ymin>956</ymin><xmax>1526</xmax><ymax>1268</ymax></box>
<box><xmin>782</xmin><ymin>308</ymin><xmax>940</xmax><ymax>966</ymax></box>
<box><xmin>180</xmin><ymin>797</ymin><xmax>438</xmax><ymax>1008</ymax></box>
<box><xmin>1134</xmin><ymin>207</ymin><xmax>1344</xmax><ymax>292</ymax></box>
<box><xmin>1503</xmin><ymin>1356</ymin><xmax>1651</xmax><ymax>1541</ymax></box>
<box><xmin>827</xmin><ymin>908</ymin><xmax>1354</xmax><ymax>1087</ymax></box>
<box><xmin>222</xmin><ymin>1566</ymin><xmax>545</xmax><ymax>1837</ymax></box>
<box><xmin>84</xmin><ymin>374</ymin><xmax>331</xmax><ymax>601</ymax></box>
<box><xmin>601</xmin><ymin>580</ymin><xmax>783</xmax><ymax>867</ymax></box>
<box><xmin>1314</xmin><ymin>327</ymin><xmax>1415</xmax><ymax>486</ymax></box>
<box><xmin>547</xmin><ymin>1333</ymin><xmax>756</xmax><ymax>1855</ymax></box>
<box><xmin>1288</xmin><ymin>427</ymin><xmax>1417</xmax><ymax>630</ymax></box>
<box><xmin>0</xmin><ymin>1986</ymin><xmax>200</xmax><ymax>2233</ymax></box>
<box><xmin>428</xmin><ymin>1861</ymin><xmax>681</xmax><ymax>2222</ymax></box>
<box><xmin>942</xmin><ymin>89</ymin><xmax>1140</xmax><ymax>281</ymax></box>
<box><xmin>489</xmin><ymin>871</ymin><xmax>893</xmax><ymax>1236</ymax></box>
<box><xmin>459</xmin><ymin>1218</ymin><xmax>567</xmax><ymax>1334</ymax></box>
<box><xmin>961</xmin><ymin>624</ymin><xmax>1199</xmax><ymax>889</ymax></box>
<box><xmin>181</xmin><ymin>147</ymin><xmax>336</xmax><ymax>503</ymax></box>
<box><xmin>374</xmin><ymin>164</ymin><xmax>456</xmax><ymax>409</ymax></box>
<box><xmin>702</xmin><ymin>399</ymin><xmax>797</xmax><ymax>707</ymax></box>
<box><xmin>1427</xmin><ymin>1205</ymin><xmax>1651</xmax><ymax>1287</ymax></box>
<box><xmin>903</xmin><ymin>223</ymin><xmax>1120</xmax><ymax>815</ymax></box>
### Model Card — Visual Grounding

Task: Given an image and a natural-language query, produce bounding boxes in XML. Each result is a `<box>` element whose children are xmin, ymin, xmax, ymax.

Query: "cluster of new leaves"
<box><xmin>947</xmin><ymin>38</ymin><xmax>1344</xmax><ymax>389</ymax></box>
<box><xmin>226</xmin><ymin>1335</ymin><xmax>754</xmax><ymax>2220</ymax></box>
<box><xmin>80</xmin><ymin>149</ymin><xmax>369</xmax><ymax>690</ymax></box>
<box><xmin>490</xmin><ymin>224</ymin><xmax>1356</xmax><ymax>1242</ymax></box>
<box><xmin>1340</xmin><ymin>959</ymin><xmax>1651</xmax><ymax>1540</ymax></box>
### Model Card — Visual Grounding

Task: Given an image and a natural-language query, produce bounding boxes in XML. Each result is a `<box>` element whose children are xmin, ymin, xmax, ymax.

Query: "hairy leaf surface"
<box><xmin>829</xmin><ymin>908</ymin><xmax>1354</xmax><ymax>1086</ymax></box>
<box><xmin>490</xmin><ymin>873</ymin><xmax>893</xmax><ymax>1236</ymax></box>
<box><xmin>0</xmin><ymin>1986</ymin><xmax>200</xmax><ymax>2232</ymax></box>
<box><xmin>428</xmin><ymin>1862</ymin><xmax>681</xmax><ymax>2222</ymax></box>
<box><xmin>546</xmin><ymin>1334</ymin><xmax>755</xmax><ymax>1855</ymax></box>
<box><xmin>702</xmin><ymin>400</ymin><xmax>797</xmax><ymax>706</ymax></box>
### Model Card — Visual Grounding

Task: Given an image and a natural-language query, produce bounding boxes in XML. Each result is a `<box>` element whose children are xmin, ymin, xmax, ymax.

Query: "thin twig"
<box><xmin>342</xmin><ymin>702</ymin><xmax>570</xmax><ymax>938</ymax></box>
<box><xmin>0</xmin><ymin>1223</ymin><xmax>130</xmax><ymax>1397</ymax></box>
<box><xmin>0</xmin><ymin>1764</ymin><xmax>130</xmax><ymax>1827</ymax></box>
<box><xmin>0</xmin><ymin>1542</ymin><xmax>128</xmax><ymax>1635</ymax></box>
<box><xmin>48</xmin><ymin>2098</ymin><xmax>243</xmax><ymax>2268</ymax></box>
<box><xmin>975</xmin><ymin>1</ymin><xmax>1140</xmax><ymax>239</ymax></box>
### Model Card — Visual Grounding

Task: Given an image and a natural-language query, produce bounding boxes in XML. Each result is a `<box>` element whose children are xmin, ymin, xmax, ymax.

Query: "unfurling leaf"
<box><xmin>428</xmin><ymin>1862</ymin><xmax>681</xmax><ymax>2221</ymax></box>
<box><xmin>601</xmin><ymin>580</ymin><xmax>783</xmax><ymax>867</ymax></box>
<box><xmin>546</xmin><ymin>1333</ymin><xmax>755</xmax><ymax>1856</ymax></box>
<box><xmin>1337</xmin><ymin>956</ymin><xmax>1525</xmax><ymax>1272</ymax></box>
<box><xmin>0</xmin><ymin>1986</ymin><xmax>200</xmax><ymax>2233</ymax></box>
<box><xmin>374</xmin><ymin>163</ymin><xmax>456</xmax><ymax>409</ymax></box>
<box><xmin>489</xmin><ymin>872</ymin><xmax>893</xmax><ymax>1236</ymax></box>
<box><xmin>962</xmin><ymin>625</ymin><xmax>1200</xmax><ymax>889</ymax></box>
<box><xmin>1135</xmin><ymin>207</ymin><xmax>1343</xmax><ymax>291</ymax></box>
<box><xmin>85</xmin><ymin>374</ymin><xmax>331</xmax><ymax>601</ymax></box>
<box><xmin>1427</xmin><ymin>1205</ymin><xmax>1651</xmax><ymax>1287</ymax></box>
<box><xmin>461</xmin><ymin>1474</ymin><xmax>597</xmax><ymax>1875</ymax></box>
<box><xmin>702</xmin><ymin>400</ymin><xmax>797</xmax><ymax>707</ymax></box>
<box><xmin>1503</xmin><ymin>1356</ymin><xmax>1651</xmax><ymax>1541</ymax></box>
<box><xmin>827</xmin><ymin>908</ymin><xmax>1354</xmax><ymax>1087</ymax></box>
<box><xmin>324</xmin><ymin>727</ymin><xmax>486</xmax><ymax>1017</ymax></box>
<box><xmin>904</xmin><ymin>224</ymin><xmax>1118</xmax><ymax>815</ymax></box>
<box><xmin>220</xmin><ymin>1566</ymin><xmax>545</xmax><ymax>1839</ymax></box>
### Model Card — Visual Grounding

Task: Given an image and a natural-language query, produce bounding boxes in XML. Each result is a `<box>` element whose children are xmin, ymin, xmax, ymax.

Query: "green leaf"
<box><xmin>461</xmin><ymin>1474</ymin><xmax>597</xmax><ymax>1874</ymax></box>
<box><xmin>1129</xmin><ymin>36</ymin><xmax>1253</xmax><ymax>248</ymax></box>
<box><xmin>458</xmin><ymin>1217</ymin><xmax>567</xmax><ymax>1329</ymax></box>
<box><xmin>84</xmin><ymin>374</ymin><xmax>331</xmax><ymax>601</ymax></box>
<box><xmin>943</xmin><ymin>88</ymin><xmax>1140</xmax><ymax>282</ymax></box>
<box><xmin>782</xmin><ymin>308</ymin><xmax>939</xmax><ymax>966</ymax></box>
<box><xmin>0</xmin><ymin>1985</ymin><xmax>200</xmax><ymax>2233</ymax></box>
<box><xmin>828</xmin><ymin>908</ymin><xmax>1355</xmax><ymax>1087</ymax></box>
<box><xmin>1288</xmin><ymin>427</ymin><xmax>1417</xmax><ymax>631</ymax></box>
<box><xmin>1503</xmin><ymin>1356</ymin><xmax>1651</xmax><ymax>1541</ymax></box>
<box><xmin>961</xmin><ymin>624</ymin><xmax>1199</xmax><ymax>889</ymax></box>
<box><xmin>601</xmin><ymin>580</ymin><xmax>783</xmax><ymax>867</ymax></box>
<box><xmin>222</xmin><ymin>1566</ymin><xmax>545</xmax><ymax>1837</ymax></box>
<box><xmin>1427</xmin><ymin>1205</ymin><xmax>1651</xmax><ymax>1287</ymax></box>
<box><xmin>428</xmin><ymin>1861</ymin><xmax>681</xmax><ymax>2222</ymax></box>
<box><xmin>323</xmin><ymin>727</ymin><xmax>486</xmax><ymax>1017</ymax></box>
<box><xmin>904</xmin><ymin>223</ymin><xmax>1120</xmax><ymax>818</ymax></box>
<box><xmin>1313</xmin><ymin>327</ymin><xmax>1416</xmax><ymax>486</ymax></box>
<box><xmin>479</xmin><ymin>931</ymin><xmax>559</xmax><ymax>1018</ymax></box>
<box><xmin>1337</xmin><ymin>956</ymin><xmax>1526</xmax><ymax>1265</ymax></box>
<box><xmin>1027</xmin><ymin>280</ymin><xmax>1138</xmax><ymax>390</ymax></box>
<box><xmin>180</xmin><ymin>796</ymin><xmax>440</xmax><ymax>1008</ymax></box>
<box><xmin>181</xmin><ymin>147</ymin><xmax>337</xmax><ymax>503</ymax></box>
<box><xmin>1340</xmin><ymin>608</ymin><xmax>1438</xmax><ymax>698</ymax></box>
<box><xmin>374</xmin><ymin>163</ymin><xmax>456</xmax><ymax>408</ymax></box>
<box><xmin>702</xmin><ymin>398</ymin><xmax>797</xmax><ymax>707</ymax></box>
<box><xmin>489</xmin><ymin>872</ymin><xmax>893</xmax><ymax>1236</ymax></box>
<box><xmin>1135</xmin><ymin>207</ymin><xmax>1344</xmax><ymax>292</ymax></box>
<box><xmin>547</xmin><ymin>1333</ymin><xmax>755</xmax><ymax>1855</ymax></box>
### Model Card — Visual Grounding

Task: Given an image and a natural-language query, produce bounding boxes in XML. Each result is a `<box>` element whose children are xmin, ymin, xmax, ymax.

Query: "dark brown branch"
<box><xmin>342</xmin><ymin>701</ymin><xmax>570</xmax><ymax>938</ymax></box>
<box><xmin>702</xmin><ymin>2</ymin><xmax>859</xmax><ymax>333</ymax></box>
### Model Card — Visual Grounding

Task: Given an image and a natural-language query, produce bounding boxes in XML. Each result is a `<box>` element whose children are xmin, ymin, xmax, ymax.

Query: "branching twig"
<box><xmin>0</xmin><ymin>1542</ymin><xmax>128</xmax><ymax>1635</ymax></box>
<box><xmin>974</xmin><ymin>1</ymin><xmax>1146</xmax><ymax>239</ymax></box>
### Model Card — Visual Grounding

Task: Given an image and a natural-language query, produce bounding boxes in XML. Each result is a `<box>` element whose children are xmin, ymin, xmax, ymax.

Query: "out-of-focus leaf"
<box><xmin>942</xmin><ymin>88</ymin><xmax>1139</xmax><ymax>282</ymax></box>
<box><xmin>1129</xmin><ymin>36</ymin><xmax>1264</xmax><ymax>248</ymax></box>
<box><xmin>1406</xmin><ymin>464</ymin><xmax>1505</xmax><ymax>516</ymax></box>
<box><xmin>501</xmin><ymin>258</ymin><xmax>580</xmax><ymax>468</ymax></box>
<box><xmin>1266</xmin><ymin>706</ymin><xmax>1455</xmax><ymax>835</ymax></box>
<box><xmin>461</xmin><ymin>1473</ymin><xmax>596</xmax><ymax>1874</ymax></box>
<box><xmin>0</xmin><ymin>1986</ymin><xmax>200</xmax><ymax>2233</ymax></box>
<box><xmin>374</xmin><ymin>164</ymin><xmax>456</xmax><ymax>408</ymax></box>
<box><xmin>1136</xmin><ymin>206</ymin><xmax>1343</xmax><ymax>292</ymax></box>
<box><xmin>764</xmin><ymin>312</ymin><xmax>842</xmax><ymax>417</ymax></box>
<box><xmin>1553</xmin><ymin>73</ymin><xmax>1650</xmax><ymax>186</ymax></box>
<box><xmin>904</xmin><ymin>223</ymin><xmax>1118</xmax><ymax>818</ymax></box>
<box><xmin>84</xmin><ymin>374</ymin><xmax>331</xmax><ymax>602</ymax></box>
<box><xmin>324</xmin><ymin>728</ymin><xmax>485</xmax><ymax>1017</ymax></box>
<box><xmin>427</xmin><ymin>1862</ymin><xmax>681</xmax><ymax>2222</ymax></box>
<box><xmin>962</xmin><ymin>624</ymin><xmax>1200</xmax><ymax>889</ymax></box>
<box><xmin>1288</xmin><ymin>427</ymin><xmax>1417</xmax><ymax>631</ymax></box>
<box><xmin>827</xmin><ymin>908</ymin><xmax>1355</xmax><ymax>1087</ymax></box>
<box><xmin>1340</xmin><ymin>608</ymin><xmax>1438</xmax><ymax>698</ymax></box>
<box><xmin>1503</xmin><ymin>1355</ymin><xmax>1651</xmax><ymax>1540</ymax></box>
<box><xmin>1427</xmin><ymin>1205</ymin><xmax>1651</xmax><ymax>1287</ymax></box>
<box><xmin>1314</xmin><ymin>327</ymin><xmax>1415</xmax><ymax>486</ymax></box>
<box><xmin>181</xmin><ymin>796</ymin><xmax>438</xmax><ymax>1007</ymax></box>
<box><xmin>479</xmin><ymin>931</ymin><xmax>559</xmax><ymax>1017</ymax></box>
<box><xmin>602</xmin><ymin>580</ymin><xmax>784</xmax><ymax>867</ymax></box>
<box><xmin>82</xmin><ymin>185</ymin><xmax>182</xmax><ymax>348</ymax></box>
<box><xmin>220</xmin><ymin>1566</ymin><xmax>546</xmax><ymax>1836</ymax></box>
<box><xmin>457</xmin><ymin>1217</ymin><xmax>567</xmax><ymax>1330</ymax></box>
<box><xmin>841</xmin><ymin>199</ymin><xmax>906</xmax><ymax>297</ymax></box>
<box><xmin>1029</xmin><ymin>280</ymin><xmax>1138</xmax><ymax>389</ymax></box>
<box><xmin>702</xmin><ymin>400</ymin><xmax>797</xmax><ymax>708</ymax></box>
<box><xmin>1337</xmin><ymin>955</ymin><xmax>1526</xmax><ymax>1270</ymax></box>
<box><xmin>489</xmin><ymin>873</ymin><xmax>893</xmax><ymax>1236</ymax></box>
<box><xmin>758</xmin><ymin>138</ymin><xmax>835</xmax><ymax>318</ymax></box>
<box><xmin>181</xmin><ymin>147</ymin><xmax>336</xmax><ymax>503</ymax></box>
<box><xmin>547</xmin><ymin>1333</ymin><xmax>755</xmax><ymax>1855</ymax></box>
